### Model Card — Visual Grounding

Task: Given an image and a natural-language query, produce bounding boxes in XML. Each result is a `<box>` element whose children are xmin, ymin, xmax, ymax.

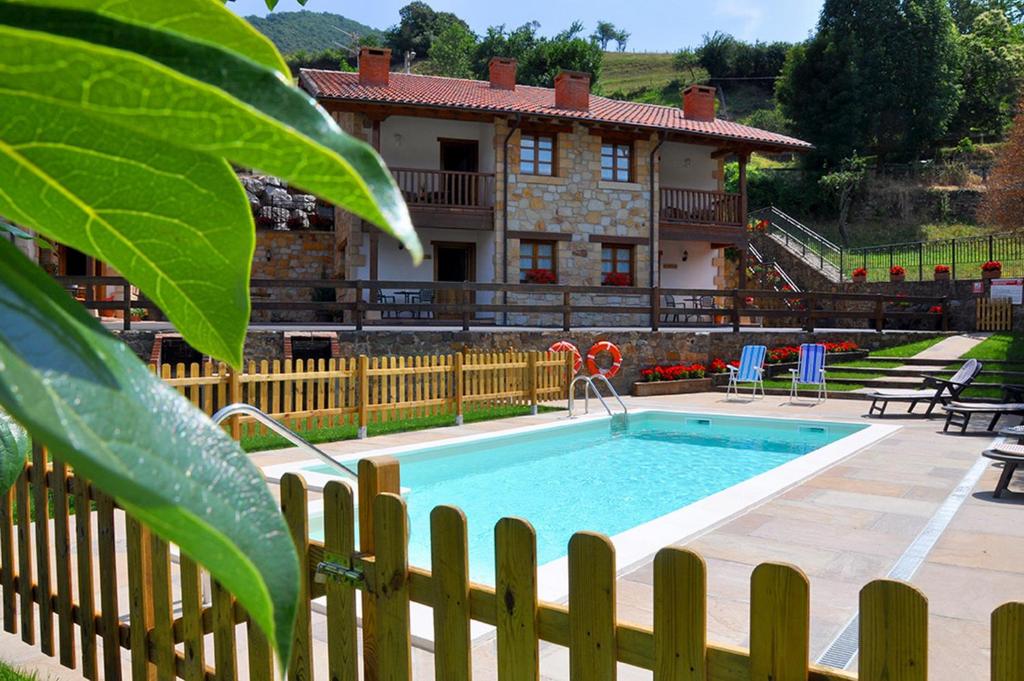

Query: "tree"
<box><xmin>474</xmin><ymin>21</ymin><xmax>603</xmax><ymax>86</ymax></box>
<box><xmin>819</xmin><ymin>154</ymin><xmax>868</xmax><ymax>244</ymax></box>
<box><xmin>429</xmin><ymin>20</ymin><xmax>477</xmax><ymax>78</ymax></box>
<box><xmin>615</xmin><ymin>29</ymin><xmax>631</xmax><ymax>52</ymax></box>
<box><xmin>593</xmin><ymin>20</ymin><xmax>618</xmax><ymax>50</ymax></box>
<box><xmin>949</xmin><ymin>0</ymin><xmax>1024</xmax><ymax>31</ymax></box>
<box><xmin>286</xmin><ymin>47</ymin><xmax>356</xmax><ymax>75</ymax></box>
<box><xmin>672</xmin><ymin>47</ymin><xmax>702</xmax><ymax>82</ymax></box>
<box><xmin>696</xmin><ymin>31</ymin><xmax>740</xmax><ymax>77</ymax></box>
<box><xmin>742</xmin><ymin>108</ymin><xmax>791</xmax><ymax>135</ymax></box>
<box><xmin>0</xmin><ymin>0</ymin><xmax>420</xmax><ymax>667</ymax></box>
<box><xmin>384</xmin><ymin>1</ymin><xmax>470</xmax><ymax>60</ymax></box>
<box><xmin>948</xmin><ymin>10</ymin><xmax>1024</xmax><ymax>139</ymax></box>
<box><xmin>979</xmin><ymin>101</ymin><xmax>1024</xmax><ymax>229</ymax></box>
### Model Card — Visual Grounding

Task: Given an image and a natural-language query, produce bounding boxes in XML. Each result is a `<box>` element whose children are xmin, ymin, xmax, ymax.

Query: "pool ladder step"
<box><xmin>568</xmin><ymin>374</ymin><xmax>628</xmax><ymax>421</ymax></box>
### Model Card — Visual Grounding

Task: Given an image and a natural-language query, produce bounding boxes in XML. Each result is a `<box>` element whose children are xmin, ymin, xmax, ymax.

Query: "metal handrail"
<box><xmin>567</xmin><ymin>375</ymin><xmax>628</xmax><ymax>419</ymax></box>
<box><xmin>588</xmin><ymin>374</ymin><xmax>629</xmax><ymax>416</ymax></box>
<box><xmin>212</xmin><ymin>403</ymin><xmax>358</xmax><ymax>481</ymax></box>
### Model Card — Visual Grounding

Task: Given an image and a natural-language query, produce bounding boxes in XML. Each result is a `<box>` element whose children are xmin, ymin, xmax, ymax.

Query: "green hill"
<box><xmin>245</xmin><ymin>11</ymin><xmax>381</xmax><ymax>55</ymax></box>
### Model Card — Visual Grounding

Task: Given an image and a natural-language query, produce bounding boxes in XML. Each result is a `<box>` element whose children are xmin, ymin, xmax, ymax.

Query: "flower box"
<box><xmin>851</xmin><ymin>267</ymin><xmax>868</xmax><ymax>284</ymax></box>
<box><xmin>632</xmin><ymin>377</ymin><xmax>713</xmax><ymax>397</ymax></box>
<box><xmin>889</xmin><ymin>266</ymin><xmax>906</xmax><ymax>283</ymax></box>
<box><xmin>934</xmin><ymin>271</ymin><xmax>950</xmax><ymax>281</ymax></box>
<box><xmin>982</xmin><ymin>269</ymin><xmax>1002</xmax><ymax>280</ymax></box>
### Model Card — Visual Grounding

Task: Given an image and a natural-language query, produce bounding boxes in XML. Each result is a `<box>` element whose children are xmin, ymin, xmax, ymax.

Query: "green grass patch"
<box><xmin>822</xmin><ymin>370</ymin><xmax>885</xmax><ymax>380</ymax></box>
<box><xmin>961</xmin><ymin>333</ymin><xmax>1024</xmax><ymax>363</ymax></box>
<box><xmin>241</xmin><ymin>405</ymin><xmax>562</xmax><ymax>453</ymax></box>
<box><xmin>0</xmin><ymin>661</ymin><xmax>38</xmax><ymax>681</ymax></box>
<box><xmin>762</xmin><ymin>379</ymin><xmax>864</xmax><ymax>392</ymax></box>
<box><xmin>870</xmin><ymin>336</ymin><xmax>946</xmax><ymax>358</ymax></box>
<box><xmin>831</xmin><ymin>359</ymin><xmax>903</xmax><ymax>368</ymax></box>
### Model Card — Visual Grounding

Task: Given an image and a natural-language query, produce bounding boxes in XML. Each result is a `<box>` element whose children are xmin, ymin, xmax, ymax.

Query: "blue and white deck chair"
<box><xmin>726</xmin><ymin>345</ymin><xmax>767</xmax><ymax>399</ymax></box>
<box><xmin>789</xmin><ymin>343</ymin><xmax>827</xmax><ymax>402</ymax></box>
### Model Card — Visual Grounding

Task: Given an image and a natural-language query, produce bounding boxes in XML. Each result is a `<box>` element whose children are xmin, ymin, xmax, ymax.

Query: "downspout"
<box><xmin>648</xmin><ymin>134</ymin><xmax>664</xmax><ymax>288</ymax></box>
<box><xmin>501</xmin><ymin>114</ymin><xmax>521</xmax><ymax>325</ymax></box>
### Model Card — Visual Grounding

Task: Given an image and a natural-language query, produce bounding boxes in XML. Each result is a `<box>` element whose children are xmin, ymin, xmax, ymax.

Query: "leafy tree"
<box><xmin>948</xmin><ymin>10</ymin><xmax>1024</xmax><ymax>138</ymax></box>
<box><xmin>245</xmin><ymin>10</ymin><xmax>382</xmax><ymax>54</ymax></box>
<box><xmin>949</xmin><ymin>0</ymin><xmax>1024</xmax><ymax>31</ymax></box>
<box><xmin>474</xmin><ymin>21</ymin><xmax>603</xmax><ymax>86</ymax></box>
<box><xmin>819</xmin><ymin>154</ymin><xmax>868</xmax><ymax>243</ymax></box>
<box><xmin>614</xmin><ymin>29</ymin><xmax>631</xmax><ymax>52</ymax></box>
<box><xmin>385</xmin><ymin>1</ymin><xmax>469</xmax><ymax>60</ymax></box>
<box><xmin>696</xmin><ymin>31</ymin><xmax>740</xmax><ymax>77</ymax></box>
<box><xmin>979</xmin><ymin>100</ymin><xmax>1024</xmax><ymax>229</ymax></box>
<box><xmin>593</xmin><ymin>20</ymin><xmax>619</xmax><ymax>50</ymax></box>
<box><xmin>286</xmin><ymin>47</ymin><xmax>356</xmax><ymax>75</ymax></box>
<box><xmin>0</xmin><ymin>0</ymin><xmax>421</xmax><ymax>667</ymax></box>
<box><xmin>428</xmin><ymin>20</ymin><xmax>477</xmax><ymax>78</ymax></box>
<box><xmin>742</xmin><ymin>108</ymin><xmax>791</xmax><ymax>135</ymax></box>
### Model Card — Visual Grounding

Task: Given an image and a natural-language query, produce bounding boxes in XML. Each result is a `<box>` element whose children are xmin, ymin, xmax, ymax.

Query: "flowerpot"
<box><xmin>852</xmin><ymin>274</ymin><xmax>867</xmax><ymax>284</ymax></box>
<box><xmin>631</xmin><ymin>377</ymin><xmax>712</xmax><ymax>397</ymax></box>
<box><xmin>982</xmin><ymin>269</ymin><xmax>1002</xmax><ymax>280</ymax></box>
<box><xmin>934</xmin><ymin>271</ymin><xmax>950</xmax><ymax>281</ymax></box>
<box><xmin>889</xmin><ymin>274</ymin><xmax>905</xmax><ymax>283</ymax></box>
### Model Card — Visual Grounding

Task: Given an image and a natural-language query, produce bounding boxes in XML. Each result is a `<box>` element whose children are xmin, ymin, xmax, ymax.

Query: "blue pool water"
<box><xmin>306</xmin><ymin>412</ymin><xmax>864</xmax><ymax>584</ymax></box>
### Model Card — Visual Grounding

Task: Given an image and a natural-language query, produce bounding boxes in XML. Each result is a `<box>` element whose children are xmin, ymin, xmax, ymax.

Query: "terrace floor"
<box><xmin>4</xmin><ymin>390</ymin><xmax>1021</xmax><ymax>681</ymax></box>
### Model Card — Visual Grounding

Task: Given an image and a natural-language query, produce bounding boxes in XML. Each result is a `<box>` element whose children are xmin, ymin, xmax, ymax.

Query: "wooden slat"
<box><xmin>178</xmin><ymin>556</ymin><xmax>206</xmax><ymax>681</ymax></box>
<box><xmin>859</xmin><ymin>580</ymin><xmax>927</xmax><ymax>681</ymax></box>
<box><xmin>95</xmin><ymin>491</ymin><xmax>121</xmax><ymax>681</ymax></box>
<box><xmin>150</xmin><ymin>534</ymin><xmax>175</xmax><ymax>681</ymax></box>
<box><xmin>374</xmin><ymin>493</ymin><xmax>411</xmax><ymax>681</ymax></box>
<box><xmin>32</xmin><ymin>446</ymin><xmax>54</xmax><ymax>655</ymax></box>
<box><xmin>247</xmin><ymin>617</ymin><xmax>274</xmax><ymax>681</ymax></box>
<box><xmin>15</xmin><ymin>466</ymin><xmax>34</xmax><ymax>644</ymax></box>
<box><xmin>282</xmin><ymin>473</ymin><xmax>313</xmax><ymax>681</ymax></box>
<box><xmin>126</xmin><ymin>515</ymin><xmax>155</xmax><ymax>681</ymax></box>
<box><xmin>653</xmin><ymin>548</ymin><xmax>706</xmax><ymax>681</ymax></box>
<box><xmin>51</xmin><ymin>459</ymin><xmax>75</xmax><ymax>668</ymax></box>
<box><xmin>568</xmin><ymin>532</ymin><xmax>617</xmax><ymax>681</ymax></box>
<box><xmin>992</xmin><ymin>602</ymin><xmax>1024</xmax><ymax>681</ymax></box>
<box><xmin>1</xmin><ymin>466</ymin><xmax>16</xmax><ymax>634</ymax></box>
<box><xmin>750</xmin><ymin>563</ymin><xmax>809</xmax><ymax>681</ymax></box>
<box><xmin>210</xmin><ymin>579</ymin><xmax>237</xmax><ymax>681</ymax></box>
<box><xmin>324</xmin><ymin>480</ymin><xmax>358</xmax><ymax>681</ymax></box>
<box><xmin>430</xmin><ymin>506</ymin><xmax>471</xmax><ymax>681</ymax></box>
<box><xmin>495</xmin><ymin>517</ymin><xmax>539</xmax><ymax>681</ymax></box>
<box><xmin>72</xmin><ymin>474</ymin><xmax>97</xmax><ymax>680</ymax></box>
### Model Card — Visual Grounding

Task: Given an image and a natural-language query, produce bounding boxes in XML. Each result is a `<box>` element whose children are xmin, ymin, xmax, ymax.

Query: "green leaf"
<box><xmin>0</xmin><ymin>408</ymin><xmax>29</xmax><ymax>493</ymax></box>
<box><xmin>0</xmin><ymin>96</ymin><xmax>254</xmax><ymax>366</ymax></box>
<box><xmin>0</xmin><ymin>238</ymin><xmax>299</xmax><ymax>665</ymax></box>
<box><xmin>11</xmin><ymin>0</ymin><xmax>291</xmax><ymax>76</ymax></box>
<box><xmin>0</xmin><ymin>6</ymin><xmax>420</xmax><ymax>260</ymax></box>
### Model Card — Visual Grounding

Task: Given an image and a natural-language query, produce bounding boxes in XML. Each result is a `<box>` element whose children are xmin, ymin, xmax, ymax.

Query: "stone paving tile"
<box><xmin>913</xmin><ymin>562</ymin><xmax>1024</xmax><ymax>623</ymax></box>
<box><xmin>927</xmin><ymin>530</ymin><xmax>1024</xmax><ymax>574</ymax></box>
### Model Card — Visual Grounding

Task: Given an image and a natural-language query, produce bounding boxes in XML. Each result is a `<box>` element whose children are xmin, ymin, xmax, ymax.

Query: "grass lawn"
<box><xmin>831</xmin><ymin>359</ymin><xmax>903</xmax><ymax>368</ymax></box>
<box><xmin>961</xmin><ymin>333</ymin><xmax>1024</xmax><ymax>363</ymax></box>
<box><xmin>762</xmin><ymin>379</ymin><xmax>865</xmax><ymax>392</ymax></box>
<box><xmin>0</xmin><ymin>661</ymin><xmax>36</xmax><ymax>681</ymax></box>
<box><xmin>241</xmin><ymin>405</ymin><xmax>562</xmax><ymax>453</ymax></box>
<box><xmin>870</xmin><ymin>336</ymin><xmax>947</xmax><ymax>358</ymax></box>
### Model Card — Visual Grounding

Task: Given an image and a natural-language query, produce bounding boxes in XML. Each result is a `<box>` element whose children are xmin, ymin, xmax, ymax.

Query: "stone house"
<box><xmin>296</xmin><ymin>47</ymin><xmax>811</xmax><ymax>322</ymax></box>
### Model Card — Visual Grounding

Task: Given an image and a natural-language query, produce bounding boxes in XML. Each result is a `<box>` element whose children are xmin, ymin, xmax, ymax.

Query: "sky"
<box><xmin>227</xmin><ymin>0</ymin><xmax>824</xmax><ymax>52</ymax></box>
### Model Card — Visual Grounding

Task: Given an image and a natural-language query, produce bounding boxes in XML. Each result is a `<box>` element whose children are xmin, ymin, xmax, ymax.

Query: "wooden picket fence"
<box><xmin>155</xmin><ymin>350</ymin><xmax>571</xmax><ymax>440</ymax></box>
<box><xmin>977</xmin><ymin>298</ymin><xmax>1014</xmax><ymax>331</ymax></box>
<box><xmin>3</xmin><ymin>454</ymin><xmax>1024</xmax><ymax>681</ymax></box>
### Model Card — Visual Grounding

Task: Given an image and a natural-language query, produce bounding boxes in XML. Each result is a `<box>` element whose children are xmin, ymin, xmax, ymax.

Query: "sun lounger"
<box><xmin>941</xmin><ymin>385</ymin><xmax>1024</xmax><ymax>433</ymax></box>
<box><xmin>865</xmin><ymin>359</ymin><xmax>982</xmax><ymax>417</ymax></box>
<box><xmin>982</xmin><ymin>444</ymin><xmax>1024</xmax><ymax>498</ymax></box>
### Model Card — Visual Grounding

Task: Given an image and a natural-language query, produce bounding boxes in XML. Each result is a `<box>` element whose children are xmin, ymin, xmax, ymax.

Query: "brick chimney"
<box><xmin>358</xmin><ymin>47</ymin><xmax>391</xmax><ymax>87</ymax></box>
<box><xmin>488</xmin><ymin>57</ymin><xmax>517</xmax><ymax>90</ymax></box>
<box><xmin>554</xmin><ymin>71</ymin><xmax>590</xmax><ymax>111</ymax></box>
<box><xmin>683</xmin><ymin>85</ymin><xmax>716</xmax><ymax>122</ymax></box>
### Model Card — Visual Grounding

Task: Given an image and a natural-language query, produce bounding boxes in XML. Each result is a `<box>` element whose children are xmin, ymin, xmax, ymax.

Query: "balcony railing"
<box><xmin>391</xmin><ymin>168</ymin><xmax>496</xmax><ymax>210</ymax></box>
<box><xmin>660</xmin><ymin>187</ymin><xmax>742</xmax><ymax>226</ymax></box>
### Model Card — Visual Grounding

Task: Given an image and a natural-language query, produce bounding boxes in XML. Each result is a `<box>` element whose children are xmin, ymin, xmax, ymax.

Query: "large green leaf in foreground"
<box><xmin>0</xmin><ymin>238</ymin><xmax>299</xmax><ymax>664</ymax></box>
<box><xmin>0</xmin><ymin>97</ymin><xmax>254</xmax><ymax>365</ymax></box>
<box><xmin>0</xmin><ymin>408</ymin><xmax>29</xmax><ymax>493</ymax></box>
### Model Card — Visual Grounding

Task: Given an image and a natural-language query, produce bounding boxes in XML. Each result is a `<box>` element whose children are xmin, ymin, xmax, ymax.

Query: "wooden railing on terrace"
<box><xmin>3</xmin><ymin>454</ymin><xmax>1023</xmax><ymax>681</ymax></box>
<box><xmin>391</xmin><ymin>167</ymin><xmax>496</xmax><ymax>210</ymax></box>
<box><xmin>59</xmin><ymin>276</ymin><xmax>952</xmax><ymax>334</ymax></box>
<box><xmin>660</xmin><ymin>187</ymin><xmax>743</xmax><ymax>226</ymax></box>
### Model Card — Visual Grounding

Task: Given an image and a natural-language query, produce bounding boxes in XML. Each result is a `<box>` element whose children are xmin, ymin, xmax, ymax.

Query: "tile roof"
<box><xmin>300</xmin><ymin>69</ymin><xmax>812</xmax><ymax>152</ymax></box>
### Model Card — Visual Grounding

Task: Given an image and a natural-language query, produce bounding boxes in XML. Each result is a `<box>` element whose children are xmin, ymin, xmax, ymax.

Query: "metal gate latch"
<box><xmin>314</xmin><ymin>553</ymin><xmax>365</xmax><ymax>586</ymax></box>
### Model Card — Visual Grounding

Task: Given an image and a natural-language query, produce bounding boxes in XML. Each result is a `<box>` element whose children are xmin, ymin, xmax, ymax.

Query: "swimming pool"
<box><xmin>280</xmin><ymin>411</ymin><xmax>890</xmax><ymax>589</ymax></box>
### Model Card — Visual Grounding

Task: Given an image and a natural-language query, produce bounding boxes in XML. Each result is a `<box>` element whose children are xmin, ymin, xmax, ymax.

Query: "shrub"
<box><xmin>890</xmin><ymin>265</ymin><xmax>906</xmax><ymax>276</ymax></box>
<box><xmin>982</xmin><ymin>260</ymin><xmax>1003</xmax><ymax>272</ymax></box>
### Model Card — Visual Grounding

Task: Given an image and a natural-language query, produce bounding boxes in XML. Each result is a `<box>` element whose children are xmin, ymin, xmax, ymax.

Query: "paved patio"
<box><xmin>3</xmin><ymin>390</ymin><xmax>1021</xmax><ymax>681</ymax></box>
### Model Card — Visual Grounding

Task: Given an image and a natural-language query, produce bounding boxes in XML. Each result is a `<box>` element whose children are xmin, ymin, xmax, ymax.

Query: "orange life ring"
<box><xmin>586</xmin><ymin>341</ymin><xmax>623</xmax><ymax>379</ymax></box>
<box><xmin>548</xmin><ymin>341</ymin><xmax>583</xmax><ymax>374</ymax></box>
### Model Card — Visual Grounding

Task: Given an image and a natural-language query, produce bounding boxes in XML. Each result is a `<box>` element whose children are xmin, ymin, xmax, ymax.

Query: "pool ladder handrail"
<box><xmin>568</xmin><ymin>374</ymin><xmax>628</xmax><ymax>419</ymax></box>
<box><xmin>212</xmin><ymin>403</ymin><xmax>358</xmax><ymax>482</ymax></box>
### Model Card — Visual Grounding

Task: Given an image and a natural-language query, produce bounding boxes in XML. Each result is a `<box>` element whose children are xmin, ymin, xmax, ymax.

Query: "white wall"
<box><xmin>659</xmin><ymin>240</ymin><xmax>717</xmax><ymax>288</ymax></box>
<box><xmin>659</xmin><ymin>142</ymin><xmax>718</xmax><ymax>191</ymax></box>
<box><xmin>379</xmin><ymin>117</ymin><xmax>496</xmax><ymax>172</ymax></box>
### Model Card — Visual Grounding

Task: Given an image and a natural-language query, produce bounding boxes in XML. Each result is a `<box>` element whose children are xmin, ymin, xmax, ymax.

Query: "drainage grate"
<box><xmin>815</xmin><ymin>449</ymin><xmax>995</xmax><ymax>669</ymax></box>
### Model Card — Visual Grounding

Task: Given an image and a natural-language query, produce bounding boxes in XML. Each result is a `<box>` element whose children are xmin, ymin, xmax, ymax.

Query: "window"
<box><xmin>601</xmin><ymin>244</ymin><xmax>634</xmax><ymax>286</ymax></box>
<box><xmin>601</xmin><ymin>141</ymin><xmax>632</xmax><ymax>182</ymax></box>
<box><xmin>519</xmin><ymin>240</ymin><xmax>556</xmax><ymax>283</ymax></box>
<box><xmin>520</xmin><ymin>134</ymin><xmax>555</xmax><ymax>176</ymax></box>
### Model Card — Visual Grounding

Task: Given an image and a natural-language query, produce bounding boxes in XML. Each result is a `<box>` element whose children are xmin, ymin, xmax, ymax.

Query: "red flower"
<box><xmin>852</xmin><ymin>267</ymin><xmax>868</xmax><ymax>278</ymax></box>
<box><xmin>524</xmin><ymin>269</ymin><xmax>556</xmax><ymax>284</ymax></box>
<box><xmin>982</xmin><ymin>260</ymin><xmax>1002</xmax><ymax>272</ymax></box>
<box><xmin>934</xmin><ymin>264</ymin><xmax>950</xmax><ymax>274</ymax></box>
<box><xmin>890</xmin><ymin>265</ymin><xmax>906</xmax><ymax>276</ymax></box>
<box><xmin>710</xmin><ymin>358</ymin><xmax>727</xmax><ymax>373</ymax></box>
<box><xmin>603</xmin><ymin>272</ymin><xmax>632</xmax><ymax>286</ymax></box>
<box><xmin>929</xmin><ymin>305</ymin><xmax>943</xmax><ymax>314</ymax></box>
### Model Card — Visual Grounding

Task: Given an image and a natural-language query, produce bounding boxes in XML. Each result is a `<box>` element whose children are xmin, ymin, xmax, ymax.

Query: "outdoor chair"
<box><xmin>697</xmin><ymin>296</ymin><xmax>715</xmax><ymax>324</ymax></box>
<box><xmin>789</xmin><ymin>343</ymin><xmax>827</xmax><ymax>402</ymax></box>
<box><xmin>865</xmin><ymin>359</ymin><xmax>983</xmax><ymax>417</ymax></box>
<box><xmin>726</xmin><ymin>345</ymin><xmax>767</xmax><ymax>399</ymax></box>
<box><xmin>941</xmin><ymin>384</ymin><xmax>1024</xmax><ymax>434</ymax></box>
<box><xmin>982</xmin><ymin>444</ymin><xmax>1024</xmax><ymax>498</ymax></box>
<box><xmin>416</xmin><ymin>288</ymin><xmax>435</xmax><ymax>319</ymax></box>
<box><xmin>377</xmin><ymin>290</ymin><xmax>397</xmax><ymax>319</ymax></box>
<box><xmin>662</xmin><ymin>294</ymin><xmax>680</xmax><ymax>323</ymax></box>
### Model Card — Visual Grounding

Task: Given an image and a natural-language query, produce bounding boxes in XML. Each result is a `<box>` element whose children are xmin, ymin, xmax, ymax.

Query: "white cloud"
<box><xmin>712</xmin><ymin>0</ymin><xmax>765</xmax><ymax>40</ymax></box>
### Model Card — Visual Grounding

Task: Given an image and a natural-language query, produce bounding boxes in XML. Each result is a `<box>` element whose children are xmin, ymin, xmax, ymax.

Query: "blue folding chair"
<box><xmin>789</xmin><ymin>343</ymin><xmax>827</xmax><ymax>402</ymax></box>
<box><xmin>726</xmin><ymin>345</ymin><xmax>767</xmax><ymax>399</ymax></box>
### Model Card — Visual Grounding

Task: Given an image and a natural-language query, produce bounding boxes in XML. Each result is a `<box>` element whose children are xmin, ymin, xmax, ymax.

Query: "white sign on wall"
<box><xmin>991</xmin><ymin>278</ymin><xmax>1024</xmax><ymax>305</ymax></box>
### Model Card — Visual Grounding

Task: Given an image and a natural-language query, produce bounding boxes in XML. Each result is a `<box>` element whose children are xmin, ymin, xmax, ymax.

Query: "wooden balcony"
<box><xmin>391</xmin><ymin>167</ymin><xmax>496</xmax><ymax>230</ymax></box>
<box><xmin>659</xmin><ymin>187</ymin><xmax>745</xmax><ymax>244</ymax></box>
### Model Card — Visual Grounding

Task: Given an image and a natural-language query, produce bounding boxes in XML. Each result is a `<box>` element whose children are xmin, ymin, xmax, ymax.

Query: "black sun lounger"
<box><xmin>941</xmin><ymin>385</ymin><xmax>1024</xmax><ymax>433</ymax></box>
<box><xmin>866</xmin><ymin>359</ymin><xmax>982</xmax><ymax>417</ymax></box>
<box><xmin>982</xmin><ymin>444</ymin><xmax>1024</xmax><ymax>498</ymax></box>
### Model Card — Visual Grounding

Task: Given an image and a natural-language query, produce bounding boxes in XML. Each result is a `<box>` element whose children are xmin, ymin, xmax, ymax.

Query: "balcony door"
<box><xmin>439</xmin><ymin>138</ymin><xmax>479</xmax><ymax>206</ymax></box>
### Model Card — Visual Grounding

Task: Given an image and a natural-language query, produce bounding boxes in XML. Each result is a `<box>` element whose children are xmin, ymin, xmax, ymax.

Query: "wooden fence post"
<box><xmin>431</xmin><ymin>506</ymin><xmax>472</xmax><ymax>681</ymax></box>
<box><xmin>568</xmin><ymin>532</ymin><xmax>617</xmax><ymax>681</ymax></box>
<box><xmin>731</xmin><ymin>291</ymin><xmax>742</xmax><ymax>333</ymax></box>
<box><xmin>860</xmin><ymin>580</ymin><xmax>928</xmax><ymax>681</ymax></box>
<box><xmin>374</xmin><ymin>493</ymin><xmax>411</xmax><ymax>681</ymax></box>
<box><xmin>495</xmin><ymin>518</ymin><xmax>539</xmax><ymax>681</ymax></box>
<box><xmin>358</xmin><ymin>355</ymin><xmax>369</xmax><ymax>439</ymax></box>
<box><xmin>653</xmin><ymin>548</ymin><xmax>706</xmax><ymax>681</ymax></box>
<box><xmin>282</xmin><ymin>474</ymin><xmax>312</xmax><ymax>681</ymax></box>
<box><xmin>650</xmin><ymin>286</ymin><xmax>661</xmax><ymax>332</ymax></box>
<box><xmin>355</xmin><ymin>281</ymin><xmax>364</xmax><ymax>331</ymax></box>
<box><xmin>750</xmin><ymin>563</ymin><xmax>810</xmax><ymax>681</ymax></box>
<box><xmin>462</xmin><ymin>283</ymin><xmax>471</xmax><ymax>332</ymax></box>
<box><xmin>803</xmin><ymin>292</ymin><xmax>816</xmax><ymax>332</ymax></box>
<box><xmin>358</xmin><ymin>457</ymin><xmax>401</xmax><ymax>681</ymax></box>
<box><xmin>454</xmin><ymin>352</ymin><xmax>464</xmax><ymax>425</ymax></box>
<box><xmin>323</xmin><ymin>481</ymin><xmax>358</xmax><ymax>681</ymax></box>
<box><xmin>527</xmin><ymin>350</ymin><xmax>539</xmax><ymax>415</ymax></box>
<box><xmin>125</xmin><ymin>516</ymin><xmax>155</xmax><ymax>681</ymax></box>
<box><xmin>992</xmin><ymin>602</ymin><xmax>1024</xmax><ymax>681</ymax></box>
<box><xmin>228</xmin><ymin>365</ymin><xmax>242</xmax><ymax>440</ymax></box>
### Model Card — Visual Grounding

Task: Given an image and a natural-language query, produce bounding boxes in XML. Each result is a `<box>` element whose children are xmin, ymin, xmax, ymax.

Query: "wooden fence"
<box><xmin>977</xmin><ymin>298</ymin><xmax>1014</xmax><ymax>331</ymax></box>
<box><xmin>3</xmin><ymin>454</ymin><xmax>1023</xmax><ymax>681</ymax></box>
<box><xmin>156</xmin><ymin>351</ymin><xmax>571</xmax><ymax>440</ymax></box>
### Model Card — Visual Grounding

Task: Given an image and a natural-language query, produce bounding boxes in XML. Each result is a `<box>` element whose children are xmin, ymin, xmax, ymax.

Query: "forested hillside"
<box><xmin>245</xmin><ymin>11</ymin><xmax>381</xmax><ymax>54</ymax></box>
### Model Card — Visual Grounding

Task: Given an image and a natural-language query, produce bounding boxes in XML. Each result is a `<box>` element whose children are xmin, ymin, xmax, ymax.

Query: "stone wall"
<box><xmin>251</xmin><ymin>230</ymin><xmax>336</xmax><ymax>322</ymax></box>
